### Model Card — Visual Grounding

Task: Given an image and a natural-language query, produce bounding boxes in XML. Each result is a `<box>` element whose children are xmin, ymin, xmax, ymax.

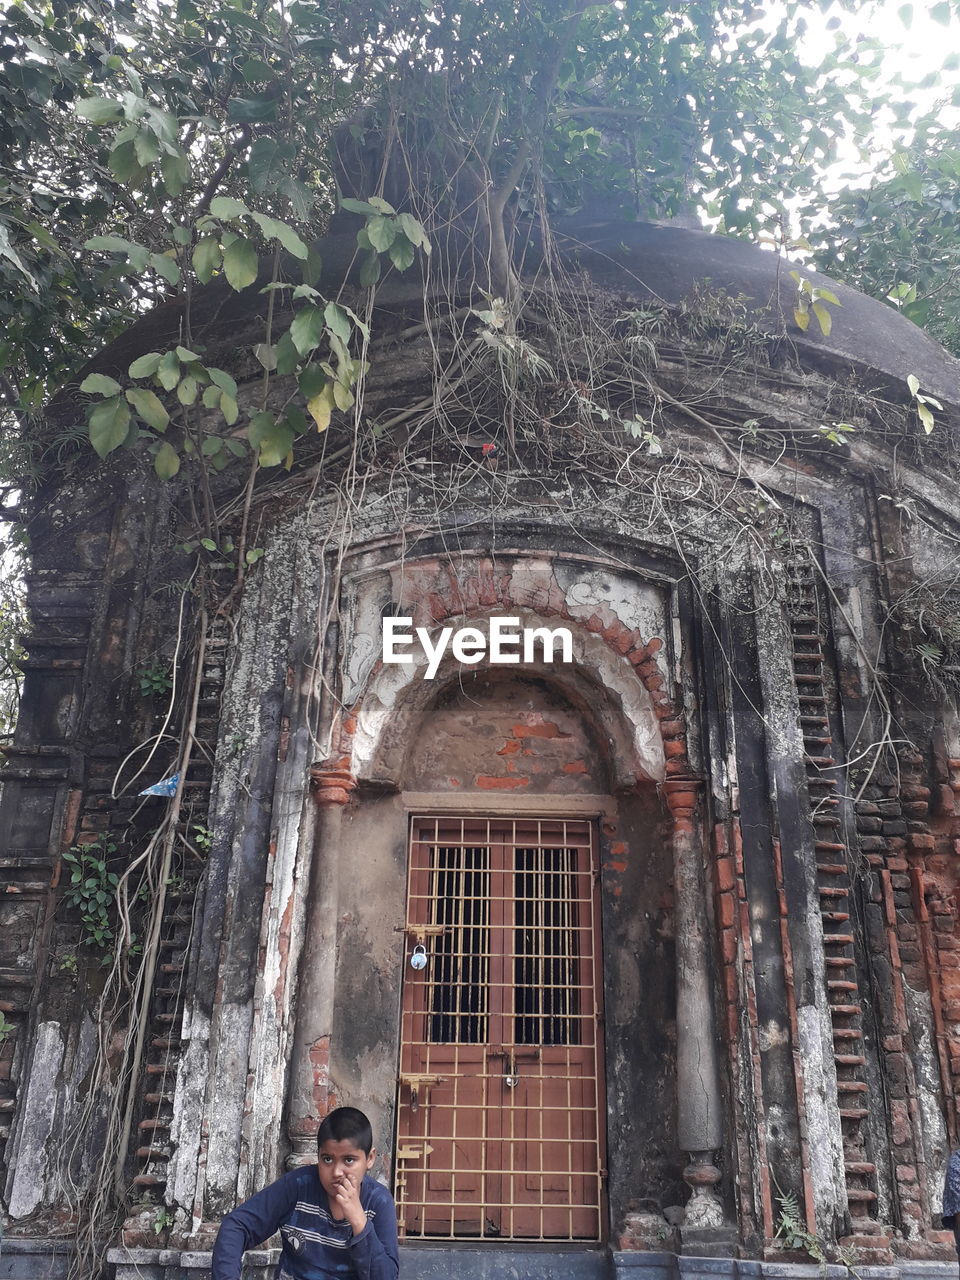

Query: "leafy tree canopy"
<box><xmin>3</xmin><ymin>0</ymin><xmax>959</xmax><ymax>432</ymax></box>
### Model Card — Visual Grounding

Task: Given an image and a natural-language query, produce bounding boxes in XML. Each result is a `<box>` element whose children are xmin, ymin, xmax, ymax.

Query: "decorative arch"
<box><xmin>334</xmin><ymin>546</ymin><xmax>697</xmax><ymax>789</ymax></box>
<box><xmin>347</xmin><ymin>608</ymin><xmax>668</xmax><ymax>789</ymax></box>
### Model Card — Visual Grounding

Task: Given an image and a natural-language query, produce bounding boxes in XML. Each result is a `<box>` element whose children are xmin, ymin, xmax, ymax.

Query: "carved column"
<box><xmin>664</xmin><ymin>776</ymin><xmax>726</xmax><ymax>1234</ymax></box>
<box><xmin>286</xmin><ymin>764</ymin><xmax>357</xmax><ymax>1166</ymax></box>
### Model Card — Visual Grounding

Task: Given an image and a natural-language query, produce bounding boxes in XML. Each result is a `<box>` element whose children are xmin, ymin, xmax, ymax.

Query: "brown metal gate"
<box><xmin>395</xmin><ymin>816</ymin><xmax>606</xmax><ymax>1240</ymax></box>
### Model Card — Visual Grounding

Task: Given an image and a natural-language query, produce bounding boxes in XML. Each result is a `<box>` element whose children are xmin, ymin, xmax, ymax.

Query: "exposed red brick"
<box><xmin>665</xmin><ymin>756</ymin><xmax>693</xmax><ymax>777</ymax></box>
<box><xmin>664</xmin><ymin>739</ymin><xmax>686</xmax><ymax>758</ymax></box>
<box><xmin>496</xmin><ymin>739</ymin><xmax>521</xmax><ymax>755</ymax></box>
<box><xmin>562</xmin><ymin>760</ymin><xmax>588</xmax><ymax>774</ymax></box>
<box><xmin>719</xmin><ymin>892</ymin><xmax>736</xmax><ymax>928</ymax></box>
<box><xmin>475</xmin><ymin>775</ymin><xmax>530</xmax><ymax>790</ymax></box>
<box><xmin>716</xmin><ymin>856</ymin><xmax>735</xmax><ymax>893</ymax></box>
<box><xmin>512</xmin><ymin>721</ymin><xmax>562</xmax><ymax>738</ymax></box>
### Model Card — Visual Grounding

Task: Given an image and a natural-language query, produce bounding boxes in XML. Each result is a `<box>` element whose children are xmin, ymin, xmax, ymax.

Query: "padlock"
<box><xmin>410</xmin><ymin>943</ymin><xmax>427</xmax><ymax>971</ymax></box>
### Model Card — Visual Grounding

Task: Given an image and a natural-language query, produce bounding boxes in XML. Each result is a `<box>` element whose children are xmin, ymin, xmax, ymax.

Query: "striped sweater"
<box><xmin>212</xmin><ymin>1165</ymin><xmax>399</xmax><ymax>1280</ymax></box>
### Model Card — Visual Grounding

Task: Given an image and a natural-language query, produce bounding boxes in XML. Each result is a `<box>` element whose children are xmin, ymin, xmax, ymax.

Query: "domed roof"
<box><xmin>552</xmin><ymin>219</ymin><xmax>960</xmax><ymax>407</ymax></box>
<box><xmin>59</xmin><ymin>218</ymin><xmax>960</xmax><ymax>415</ymax></box>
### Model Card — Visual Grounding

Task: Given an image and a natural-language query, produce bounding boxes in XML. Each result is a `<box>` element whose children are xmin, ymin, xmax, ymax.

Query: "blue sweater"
<box><xmin>212</xmin><ymin>1165</ymin><xmax>400</xmax><ymax>1280</ymax></box>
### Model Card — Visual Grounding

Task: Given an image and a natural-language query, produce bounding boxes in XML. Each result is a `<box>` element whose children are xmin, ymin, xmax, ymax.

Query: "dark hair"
<box><xmin>317</xmin><ymin>1106</ymin><xmax>374</xmax><ymax>1155</ymax></box>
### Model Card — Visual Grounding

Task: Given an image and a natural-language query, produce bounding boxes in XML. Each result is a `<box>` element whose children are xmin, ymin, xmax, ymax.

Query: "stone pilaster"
<box><xmin>285</xmin><ymin>764</ymin><xmax>356</xmax><ymax>1165</ymax></box>
<box><xmin>664</xmin><ymin>776</ymin><xmax>729</xmax><ymax>1245</ymax></box>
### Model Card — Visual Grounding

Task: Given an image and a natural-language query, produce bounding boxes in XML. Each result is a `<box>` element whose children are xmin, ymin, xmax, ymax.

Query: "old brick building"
<box><xmin>3</xmin><ymin>220</ymin><xmax>960</xmax><ymax>1279</ymax></box>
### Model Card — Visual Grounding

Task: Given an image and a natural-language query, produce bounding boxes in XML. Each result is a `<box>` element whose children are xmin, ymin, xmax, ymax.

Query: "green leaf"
<box><xmin>333</xmin><ymin>380</ymin><xmax>354</xmax><ymax>411</ymax></box>
<box><xmin>931</xmin><ymin>1</ymin><xmax>950</xmax><ymax>21</ymax></box>
<box><xmin>177</xmin><ymin>376</ymin><xmax>199</xmax><ymax>405</ymax></box>
<box><xmin>76</xmin><ymin>96</ymin><xmax>121</xmax><ymax>125</ymax></box>
<box><xmin>88</xmin><ymin>396</ymin><xmax>131</xmax><ymax>457</ymax></box>
<box><xmin>161</xmin><ymin>152</ymin><xmax>191</xmax><ymax>197</ymax></box>
<box><xmin>367</xmin><ymin>196</ymin><xmax>396</xmax><ymax>214</ymax></box>
<box><xmin>209</xmin><ymin>196</ymin><xmax>250</xmax><ymax>221</ymax></box>
<box><xmin>793</xmin><ymin>307</ymin><xmax>810</xmax><ymax>332</ymax></box>
<box><xmin>918</xmin><ymin>402</ymin><xmax>935</xmax><ymax>433</ymax></box>
<box><xmin>298</xmin><ymin>364</ymin><xmax>327</xmax><ymax>399</ymax></box>
<box><xmin>134</xmin><ymin>128</ymin><xmax>161</xmax><ymax>166</ymax></box>
<box><xmin>339</xmin><ymin>197</ymin><xmax>380</xmax><ymax>216</ymax></box>
<box><xmin>149</xmin><ymin>252</ymin><xmax>181</xmax><ymax>286</ymax></box>
<box><xmin>154</xmin><ymin>441</ymin><xmax>180</xmax><ymax>479</ymax></box>
<box><xmin>359</xmin><ymin>251</ymin><xmax>381</xmax><ymax>287</ymax></box>
<box><xmin>193</xmin><ymin>236</ymin><xmax>221</xmax><ymax>284</ymax></box>
<box><xmin>109</xmin><ymin>139</ymin><xmax>146</xmax><ymax>184</ymax></box>
<box><xmin>202</xmin><ymin>385</ymin><xmax>222</xmax><ymax>409</ymax></box>
<box><xmin>255</xmin><ymin>343</ymin><xmax>278</xmax><ymax>371</ymax></box>
<box><xmin>208</xmin><ymin>367</ymin><xmax>238</xmax><ymax>397</ymax></box>
<box><xmin>366</xmin><ymin>216</ymin><xmax>397</xmax><ymax>253</ymax></box>
<box><xmin>275</xmin><ymin>330</ymin><xmax>299</xmax><ymax>375</ymax></box>
<box><xmin>248</xmin><ymin>137</ymin><xmax>296</xmax><ymax>193</ymax></box>
<box><xmin>249</xmin><ymin>212</ymin><xmax>309</xmax><ymax>260</ymax></box>
<box><xmin>302</xmin><ymin>248</ymin><xmax>323</xmax><ymax>287</ymax></box>
<box><xmin>811</xmin><ymin>301</ymin><xmax>832</xmax><ymax>337</ymax></box>
<box><xmin>323</xmin><ymin>301</ymin><xmax>352</xmax><ymax>347</ymax></box>
<box><xmin>398</xmin><ymin>212</ymin><xmax>430</xmax><ymax>252</ymax></box>
<box><xmin>286</xmin><ymin>405</ymin><xmax>308</xmax><ymax>435</ymax></box>
<box><xmin>291</xmin><ymin>305</ymin><xmax>325</xmax><ymax>355</ymax></box>
<box><xmin>157</xmin><ymin>352</ymin><xmax>180</xmax><ymax>391</ymax></box>
<box><xmin>176</xmin><ymin>346</ymin><xmax>200</xmax><ymax>363</ymax></box>
<box><xmin>227</xmin><ymin>95</ymin><xmax>278</xmax><ymax>125</ymax></box>
<box><xmin>80</xmin><ymin>373</ymin><xmax>122</xmax><ymax>396</ymax></box>
<box><xmin>222</xmin><ymin>237</ymin><xmax>258</xmax><ymax>291</ymax></box>
<box><xmin>248</xmin><ymin>412</ymin><xmax>276</xmax><ymax>447</ymax></box>
<box><xmin>201</xmin><ymin>435</ymin><xmax>223</xmax><ymax>457</ymax></box>
<box><xmin>389</xmin><ymin>236</ymin><xmax>416</xmax><ymax>271</ymax></box>
<box><xmin>907</xmin><ymin>373</ymin><xmax>920</xmax><ymax>396</ymax></box>
<box><xmin>256</xmin><ymin>419</ymin><xmax>295</xmax><ymax>467</ymax></box>
<box><xmin>126</xmin><ymin>387</ymin><xmax>170</xmax><ymax>431</ymax></box>
<box><xmin>200</xmin><ymin>538</ymin><xmax>217</xmax><ymax>552</ymax></box>
<box><xmin>85</xmin><ymin>234</ymin><xmax>139</xmax><ymax>255</ymax></box>
<box><xmin>220</xmin><ymin>394</ymin><xmax>239</xmax><ymax>426</ymax></box>
<box><xmin>128</xmin><ymin>353</ymin><xmax>163</xmax><ymax>379</ymax></box>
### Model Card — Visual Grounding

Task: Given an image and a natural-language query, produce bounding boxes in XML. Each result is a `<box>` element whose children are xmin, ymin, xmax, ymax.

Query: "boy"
<box><xmin>212</xmin><ymin>1106</ymin><xmax>400</xmax><ymax>1280</ymax></box>
<box><xmin>944</xmin><ymin>1146</ymin><xmax>960</xmax><ymax>1265</ymax></box>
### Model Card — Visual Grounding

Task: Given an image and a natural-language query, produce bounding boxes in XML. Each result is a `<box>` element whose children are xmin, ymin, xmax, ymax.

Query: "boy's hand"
<box><xmin>331</xmin><ymin>1173</ymin><xmax>367</xmax><ymax>1237</ymax></box>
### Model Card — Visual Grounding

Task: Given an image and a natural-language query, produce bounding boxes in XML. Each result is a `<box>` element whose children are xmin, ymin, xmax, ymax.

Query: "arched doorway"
<box><xmin>392</xmin><ymin>670</ymin><xmax>613</xmax><ymax>1240</ymax></box>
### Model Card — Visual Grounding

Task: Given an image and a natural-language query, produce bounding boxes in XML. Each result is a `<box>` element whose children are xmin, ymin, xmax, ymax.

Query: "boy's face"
<box><xmin>317</xmin><ymin>1137</ymin><xmax>376</xmax><ymax>1197</ymax></box>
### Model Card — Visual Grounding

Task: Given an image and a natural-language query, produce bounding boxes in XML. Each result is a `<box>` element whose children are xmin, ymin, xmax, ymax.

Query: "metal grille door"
<box><xmin>395</xmin><ymin>817</ymin><xmax>605</xmax><ymax>1240</ymax></box>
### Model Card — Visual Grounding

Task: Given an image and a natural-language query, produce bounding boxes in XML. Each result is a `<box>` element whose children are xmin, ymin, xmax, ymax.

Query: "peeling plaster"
<box><xmin>5</xmin><ymin>1022</ymin><xmax>64</xmax><ymax>1218</ymax></box>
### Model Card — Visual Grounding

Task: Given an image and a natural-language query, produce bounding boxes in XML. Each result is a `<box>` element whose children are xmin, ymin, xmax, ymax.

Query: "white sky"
<box><xmin>798</xmin><ymin>0</ymin><xmax>960</xmax><ymax>185</ymax></box>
